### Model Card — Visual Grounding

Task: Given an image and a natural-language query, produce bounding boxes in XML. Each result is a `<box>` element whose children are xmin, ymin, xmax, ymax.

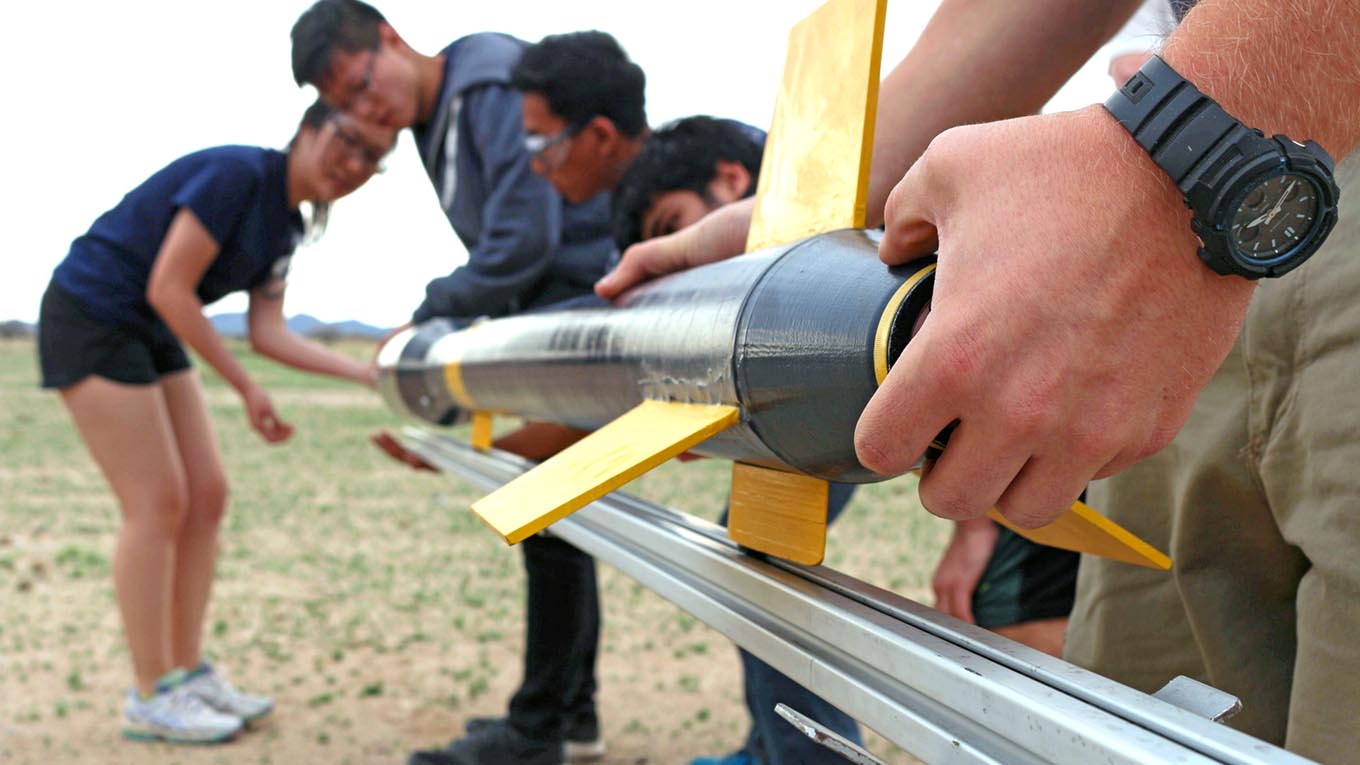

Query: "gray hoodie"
<box><xmin>411</xmin><ymin>32</ymin><xmax>613</xmax><ymax>322</ymax></box>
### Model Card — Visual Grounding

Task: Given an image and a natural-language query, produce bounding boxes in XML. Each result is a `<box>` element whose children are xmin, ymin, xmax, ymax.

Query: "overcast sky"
<box><xmin>5</xmin><ymin>1</ymin><xmax>1163</xmax><ymax>328</ymax></box>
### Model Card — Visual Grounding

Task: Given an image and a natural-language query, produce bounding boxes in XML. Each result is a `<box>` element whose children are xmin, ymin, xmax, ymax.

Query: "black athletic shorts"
<box><xmin>37</xmin><ymin>282</ymin><xmax>191</xmax><ymax>389</ymax></box>
<box><xmin>971</xmin><ymin>526</ymin><xmax>1079</xmax><ymax>629</ymax></box>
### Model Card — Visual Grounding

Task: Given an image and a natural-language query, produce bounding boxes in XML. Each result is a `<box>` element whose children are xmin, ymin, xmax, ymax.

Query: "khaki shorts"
<box><xmin>1066</xmin><ymin>151</ymin><xmax>1360</xmax><ymax>764</ymax></box>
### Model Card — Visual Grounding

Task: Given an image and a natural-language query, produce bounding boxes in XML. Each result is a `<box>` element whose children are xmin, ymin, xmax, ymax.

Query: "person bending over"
<box><xmin>37</xmin><ymin>99</ymin><xmax>393</xmax><ymax>744</ymax></box>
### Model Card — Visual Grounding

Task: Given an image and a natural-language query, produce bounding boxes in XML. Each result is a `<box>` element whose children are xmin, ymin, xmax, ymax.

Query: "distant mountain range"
<box><xmin>207</xmin><ymin>313</ymin><xmax>388</xmax><ymax>339</ymax></box>
<box><xmin>0</xmin><ymin>320</ymin><xmax>34</xmax><ymax>337</ymax></box>
<box><xmin>0</xmin><ymin>314</ymin><xmax>388</xmax><ymax>339</ymax></box>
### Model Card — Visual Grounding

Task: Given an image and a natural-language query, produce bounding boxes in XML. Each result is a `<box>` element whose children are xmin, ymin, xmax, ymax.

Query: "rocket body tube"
<box><xmin>377</xmin><ymin>229</ymin><xmax>934</xmax><ymax>483</ymax></box>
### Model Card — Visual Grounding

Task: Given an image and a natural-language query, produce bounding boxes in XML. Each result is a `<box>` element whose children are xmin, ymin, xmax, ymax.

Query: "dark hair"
<box><xmin>291</xmin><ymin>0</ymin><xmax>386</xmax><ymax>86</ymax></box>
<box><xmin>611</xmin><ymin>116</ymin><xmax>764</xmax><ymax>250</ymax></box>
<box><xmin>289</xmin><ymin>99</ymin><xmax>341</xmax><ymax>240</ymax></box>
<box><xmin>297</xmin><ymin>98</ymin><xmax>339</xmax><ymax>132</ymax></box>
<box><xmin>510</xmin><ymin>31</ymin><xmax>647</xmax><ymax>137</ymax></box>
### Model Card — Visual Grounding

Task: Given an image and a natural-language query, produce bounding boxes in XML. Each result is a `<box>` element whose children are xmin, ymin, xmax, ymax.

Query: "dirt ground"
<box><xmin>1</xmin><ymin>552</ymin><xmax>767</xmax><ymax>765</ymax></box>
<box><xmin>0</xmin><ymin>338</ymin><xmax>942</xmax><ymax>764</ymax></box>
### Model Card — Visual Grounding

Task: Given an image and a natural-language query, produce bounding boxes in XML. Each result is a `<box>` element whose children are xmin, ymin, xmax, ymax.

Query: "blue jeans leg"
<box><xmin>739</xmin><ymin>648</ymin><xmax>863</xmax><ymax>765</ymax></box>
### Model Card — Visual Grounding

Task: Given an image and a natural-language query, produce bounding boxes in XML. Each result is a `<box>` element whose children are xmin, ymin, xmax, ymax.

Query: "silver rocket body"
<box><xmin>377</xmin><ymin>229</ymin><xmax>934</xmax><ymax>483</ymax></box>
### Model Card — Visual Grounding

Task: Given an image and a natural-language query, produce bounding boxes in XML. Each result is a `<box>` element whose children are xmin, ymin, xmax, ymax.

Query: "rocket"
<box><xmin>379</xmin><ymin>229</ymin><xmax>930</xmax><ymax>484</ymax></box>
<box><xmin>375</xmin><ymin>0</ymin><xmax>1169</xmax><ymax>570</ymax></box>
<box><xmin>376</xmin><ymin>230</ymin><xmax>1167</xmax><ymax>570</ymax></box>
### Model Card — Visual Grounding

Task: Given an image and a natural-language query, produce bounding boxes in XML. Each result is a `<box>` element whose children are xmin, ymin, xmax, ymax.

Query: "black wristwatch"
<box><xmin>1104</xmin><ymin>55</ymin><xmax>1339</xmax><ymax>279</ymax></box>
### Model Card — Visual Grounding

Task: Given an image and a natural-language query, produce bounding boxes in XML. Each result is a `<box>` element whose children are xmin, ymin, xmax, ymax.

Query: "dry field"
<box><xmin>0</xmin><ymin>337</ymin><xmax>948</xmax><ymax>765</ymax></box>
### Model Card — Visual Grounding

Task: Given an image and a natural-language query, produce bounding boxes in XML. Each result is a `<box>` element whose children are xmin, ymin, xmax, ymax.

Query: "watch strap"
<box><xmin>1105</xmin><ymin>56</ymin><xmax>1241</xmax><ymax>192</ymax></box>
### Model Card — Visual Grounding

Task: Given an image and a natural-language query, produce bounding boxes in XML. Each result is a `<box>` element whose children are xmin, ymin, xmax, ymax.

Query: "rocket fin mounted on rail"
<box><xmin>471</xmin><ymin>400</ymin><xmax>740</xmax><ymax>544</ymax></box>
<box><xmin>728</xmin><ymin>464</ymin><xmax>831</xmax><ymax>566</ymax></box>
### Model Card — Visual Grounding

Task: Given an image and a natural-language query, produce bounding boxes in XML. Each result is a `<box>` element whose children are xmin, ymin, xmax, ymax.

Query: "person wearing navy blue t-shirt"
<box><xmin>37</xmin><ymin>100</ymin><xmax>393</xmax><ymax>745</ymax></box>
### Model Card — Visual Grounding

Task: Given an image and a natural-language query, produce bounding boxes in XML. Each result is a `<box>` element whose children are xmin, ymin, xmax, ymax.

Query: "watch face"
<box><xmin>1230</xmin><ymin>172</ymin><xmax>1321</xmax><ymax>262</ymax></box>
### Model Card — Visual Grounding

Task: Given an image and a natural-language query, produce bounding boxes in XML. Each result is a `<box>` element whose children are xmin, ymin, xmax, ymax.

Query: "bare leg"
<box><xmin>62</xmin><ymin>377</ymin><xmax>188</xmax><ymax>695</ymax></box>
<box><xmin>159</xmin><ymin>369</ymin><xmax>229</xmax><ymax>671</ymax></box>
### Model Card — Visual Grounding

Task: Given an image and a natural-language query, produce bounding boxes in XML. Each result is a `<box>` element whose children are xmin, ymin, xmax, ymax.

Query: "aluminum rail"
<box><xmin>401</xmin><ymin>428</ymin><xmax>1315</xmax><ymax>765</ymax></box>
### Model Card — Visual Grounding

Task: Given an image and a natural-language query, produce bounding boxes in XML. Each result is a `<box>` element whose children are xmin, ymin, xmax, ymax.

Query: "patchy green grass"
<box><xmin>0</xmin><ymin>336</ymin><xmax>942</xmax><ymax>764</ymax></box>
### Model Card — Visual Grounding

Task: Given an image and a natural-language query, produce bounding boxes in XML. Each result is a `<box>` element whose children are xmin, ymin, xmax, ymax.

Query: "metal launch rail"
<box><xmin>399</xmin><ymin>428</ymin><xmax>1314</xmax><ymax>765</ymax></box>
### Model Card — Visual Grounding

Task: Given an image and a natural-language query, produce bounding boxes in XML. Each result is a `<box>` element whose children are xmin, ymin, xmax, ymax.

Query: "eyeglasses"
<box><xmin>338</xmin><ymin>48</ymin><xmax>378</xmax><ymax>111</ymax></box>
<box><xmin>329</xmin><ymin>122</ymin><xmax>389</xmax><ymax>170</ymax></box>
<box><xmin>524</xmin><ymin>123</ymin><xmax>584</xmax><ymax>166</ymax></box>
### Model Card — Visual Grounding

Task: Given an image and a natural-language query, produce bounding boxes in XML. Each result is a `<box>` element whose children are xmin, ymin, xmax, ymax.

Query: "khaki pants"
<box><xmin>1066</xmin><ymin>152</ymin><xmax>1360</xmax><ymax>765</ymax></box>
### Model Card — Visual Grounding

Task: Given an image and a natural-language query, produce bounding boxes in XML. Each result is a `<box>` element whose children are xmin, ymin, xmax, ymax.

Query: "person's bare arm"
<box><xmin>247</xmin><ymin>285</ymin><xmax>376</xmax><ymax>387</ymax></box>
<box><xmin>1162</xmin><ymin>0</ymin><xmax>1358</xmax><ymax>159</ymax></box>
<box><xmin>146</xmin><ymin>208</ymin><xmax>292</xmax><ymax>443</ymax></box>
<box><xmin>861</xmin><ymin>0</ymin><xmax>1360</xmax><ymax>527</ymax></box>
<box><xmin>931</xmin><ymin>517</ymin><xmax>1000</xmax><ymax>624</ymax></box>
<box><xmin>865</xmin><ymin>0</ymin><xmax>1143</xmax><ymax>227</ymax></box>
<box><xmin>595</xmin><ymin>197</ymin><xmax>756</xmax><ymax>299</ymax></box>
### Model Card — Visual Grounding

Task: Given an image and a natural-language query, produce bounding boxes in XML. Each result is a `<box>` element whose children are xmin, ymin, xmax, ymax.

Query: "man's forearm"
<box><xmin>867</xmin><ymin>0</ymin><xmax>1143</xmax><ymax>226</ymax></box>
<box><xmin>1163</xmin><ymin>0</ymin><xmax>1360</xmax><ymax>161</ymax></box>
<box><xmin>594</xmin><ymin>198</ymin><xmax>756</xmax><ymax>299</ymax></box>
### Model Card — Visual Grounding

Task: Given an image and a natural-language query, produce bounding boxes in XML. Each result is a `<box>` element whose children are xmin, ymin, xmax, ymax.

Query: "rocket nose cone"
<box><xmin>375</xmin><ymin>321</ymin><xmax>467</xmax><ymax>426</ymax></box>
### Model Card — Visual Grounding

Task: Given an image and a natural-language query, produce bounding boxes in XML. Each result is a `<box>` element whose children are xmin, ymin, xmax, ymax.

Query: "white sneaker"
<box><xmin>565</xmin><ymin>737</ymin><xmax>607</xmax><ymax>763</ymax></box>
<box><xmin>181</xmin><ymin>661</ymin><xmax>274</xmax><ymax>723</ymax></box>
<box><xmin>123</xmin><ymin>679</ymin><xmax>242</xmax><ymax>744</ymax></box>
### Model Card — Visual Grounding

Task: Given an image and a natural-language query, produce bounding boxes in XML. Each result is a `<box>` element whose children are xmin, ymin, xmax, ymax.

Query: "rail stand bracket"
<box><xmin>1153</xmin><ymin>676</ymin><xmax>1243</xmax><ymax>723</ymax></box>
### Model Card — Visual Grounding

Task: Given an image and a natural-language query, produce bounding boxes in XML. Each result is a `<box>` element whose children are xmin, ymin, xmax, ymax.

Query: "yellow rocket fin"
<box><xmin>745</xmin><ymin>0</ymin><xmax>888</xmax><ymax>252</ymax></box>
<box><xmin>471</xmin><ymin>400</ymin><xmax>740</xmax><ymax>544</ymax></box>
<box><xmin>470</xmin><ymin>411</ymin><xmax>494</xmax><ymax>451</ymax></box>
<box><xmin>988</xmin><ymin>502</ymin><xmax>1172</xmax><ymax>570</ymax></box>
<box><xmin>727</xmin><ymin>463</ymin><xmax>830</xmax><ymax>566</ymax></box>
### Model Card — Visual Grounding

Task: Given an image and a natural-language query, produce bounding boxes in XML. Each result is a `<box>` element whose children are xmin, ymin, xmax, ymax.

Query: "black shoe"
<box><xmin>463</xmin><ymin>715</ymin><xmax>498</xmax><ymax>735</ymax></box>
<box><xmin>407</xmin><ymin>749</ymin><xmax>463</xmax><ymax>765</ymax></box>
<box><xmin>563</xmin><ymin>711</ymin><xmax>601</xmax><ymax>749</ymax></box>
<box><xmin>409</xmin><ymin>719</ymin><xmax>564</xmax><ymax>765</ymax></box>
<box><xmin>463</xmin><ymin>716</ymin><xmax>603</xmax><ymax>762</ymax></box>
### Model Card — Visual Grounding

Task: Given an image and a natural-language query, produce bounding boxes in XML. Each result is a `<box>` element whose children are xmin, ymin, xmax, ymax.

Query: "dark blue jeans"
<box><xmin>506</xmin><ymin>533</ymin><xmax>600</xmax><ymax>742</ymax></box>
<box><xmin>723</xmin><ymin>481</ymin><xmax>863</xmax><ymax>764</ymax></box>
